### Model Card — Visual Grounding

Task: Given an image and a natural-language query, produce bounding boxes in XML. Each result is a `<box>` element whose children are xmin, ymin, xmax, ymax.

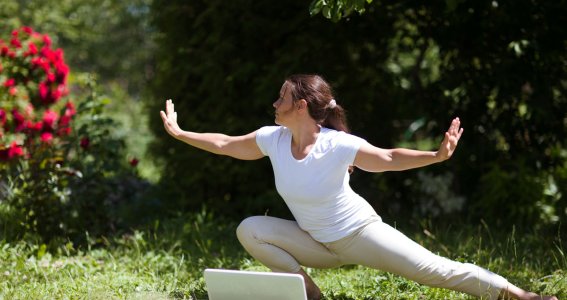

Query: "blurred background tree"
<box><xmin>310</xmin><ymin>0</ymin><xmax>567</xmax><ymax>226</ymax></box>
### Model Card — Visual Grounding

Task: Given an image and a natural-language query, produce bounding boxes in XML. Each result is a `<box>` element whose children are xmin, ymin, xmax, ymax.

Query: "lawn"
<box><xmin>0</xmin><ymin>213</ymin><xmax>565</xmax><ymax>299</ymax></box>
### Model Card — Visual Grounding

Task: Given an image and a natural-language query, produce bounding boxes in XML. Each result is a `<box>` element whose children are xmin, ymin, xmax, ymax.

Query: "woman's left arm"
<box><xmin>353</xmin><ymin>118</ymin><xmax>464</xmax><ymax>172</ymax></box>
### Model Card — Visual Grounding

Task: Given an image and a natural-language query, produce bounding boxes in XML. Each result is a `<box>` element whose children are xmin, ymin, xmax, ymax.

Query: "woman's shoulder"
<box><xmin>257</xmin><ymin>125</ymin><xmax>289</xmax><ymax>140</ymax></box>
<box><xmin>320</xmin><ymin>127</ymin><xmax>358</xmax><ymax>139</ymax></box>
<box><xmin>320</xmin><ymin>127</ymin><xmax>366</xmax><ymax>145</ymax></box>
<box><xmin>258</xmin><ymin>125</ymin><xmax>285</xmax><ymax>134</ymax></box>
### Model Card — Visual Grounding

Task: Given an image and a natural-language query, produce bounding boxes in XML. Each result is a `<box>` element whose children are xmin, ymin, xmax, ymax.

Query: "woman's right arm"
<box><xmin>159</xmin><ymin>99</ymin><xmax>264</xmax><ymax>160</ymax></box>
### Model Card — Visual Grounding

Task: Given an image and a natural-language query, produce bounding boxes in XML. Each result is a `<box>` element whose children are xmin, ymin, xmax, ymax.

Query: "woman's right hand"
<box><xmin>160</xmin><ymin>99</ymin><xmax>183</xmax><ymax>138</ymax></box>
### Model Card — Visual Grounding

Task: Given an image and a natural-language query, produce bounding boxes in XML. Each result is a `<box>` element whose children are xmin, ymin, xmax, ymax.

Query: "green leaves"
<box><xmin>309</xmin><ymin>0</ymin><xmax>373</xmax><ymax>22</ymax></box>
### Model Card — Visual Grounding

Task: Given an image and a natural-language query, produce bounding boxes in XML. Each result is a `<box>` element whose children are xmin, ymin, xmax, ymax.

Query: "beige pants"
<box><xmin>236</xmin><ymin>216</ymin><xmax>508</xmax><ymax>300</ymax></box>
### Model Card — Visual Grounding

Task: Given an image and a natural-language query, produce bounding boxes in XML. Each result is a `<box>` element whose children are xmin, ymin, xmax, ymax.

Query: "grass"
<box><xmin>0</xmin><ymin>213</ymin><xmax>565</xmax><ymax>299</ymax></box>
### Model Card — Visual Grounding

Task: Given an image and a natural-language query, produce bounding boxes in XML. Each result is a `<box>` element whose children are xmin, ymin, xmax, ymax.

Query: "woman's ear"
<box><xmin>296</xmin><ymin>99</ymin><xmax>308</xmax><ymax>111</ymax></box>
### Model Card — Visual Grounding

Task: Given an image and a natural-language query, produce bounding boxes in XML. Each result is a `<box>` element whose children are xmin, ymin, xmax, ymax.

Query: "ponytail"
<box><xmin>322</xmin><ymin>104</ymin><xmax>350</xmax><ymax>133</ymax></box>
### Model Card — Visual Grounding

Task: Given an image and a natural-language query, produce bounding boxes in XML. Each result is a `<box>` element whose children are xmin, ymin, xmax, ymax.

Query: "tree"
<box><xmin>311</xmin><ymin>0</ymin><xmax>567</xmax><ymax>225</ymax></box>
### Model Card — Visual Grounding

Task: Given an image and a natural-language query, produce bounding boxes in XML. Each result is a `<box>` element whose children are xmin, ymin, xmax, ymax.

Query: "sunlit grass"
<box><xmin>0</xmin><ymin>213</ymin><xmax>565</xmax><ymax>299</ymax></box>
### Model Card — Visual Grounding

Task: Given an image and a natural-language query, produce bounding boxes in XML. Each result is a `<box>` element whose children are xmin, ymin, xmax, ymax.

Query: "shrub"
<box><xmin>0</xmin><ymin>27</ymin><xmax>151</xmax><ymax>244</ymax></box>
<box><xmin>0</xmin><ymin>26</ymin><xmax>72</xmax><ymax>161</ymax></box>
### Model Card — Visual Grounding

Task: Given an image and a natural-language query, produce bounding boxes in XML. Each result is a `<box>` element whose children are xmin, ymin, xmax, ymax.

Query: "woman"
<box><xmin>160</xmin><ymin>74</ymin><xmax>557</xmax><ymax>300</ymax></box>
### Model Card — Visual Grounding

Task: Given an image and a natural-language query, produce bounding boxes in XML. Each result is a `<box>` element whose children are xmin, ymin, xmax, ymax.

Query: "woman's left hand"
<box><xmin>436</xmin><ymin>117</ymin><xmax>464</xmax><ymax>161</ymax></box>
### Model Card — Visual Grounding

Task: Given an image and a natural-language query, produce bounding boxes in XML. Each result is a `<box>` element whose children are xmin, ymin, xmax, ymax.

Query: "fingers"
<box><xmin>165</xmin><ymin>99</ymin><xmax>174</xmax><ymax>115</ymax></box>
<box><xmin>161</xmin><ymin>99</ymin><xmax>178</xmax><ymax>123</ymax></box>
<box><xmin>449</xmin><ymin>117</ymin><xmax>460</xmax><ymax>135</ymax></box>
<box><xmin>447</xmin><ymin>117</ymin><xmax>464</xmax><ymax>139</ymax></box>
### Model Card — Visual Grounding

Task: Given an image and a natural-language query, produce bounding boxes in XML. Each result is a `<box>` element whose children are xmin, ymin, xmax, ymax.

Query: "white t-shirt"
<box><xmin>256</xmin><ymin>126</ymin><xmax>380</xmax><ymax>243</ymax></box>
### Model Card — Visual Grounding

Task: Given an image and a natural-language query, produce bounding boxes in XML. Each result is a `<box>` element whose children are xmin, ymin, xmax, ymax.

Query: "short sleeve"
<box><xmin>335</xmin><ymin>131</ymin><xmax>367</xmax><ymax>165</ymax></box>
<box><xmin>255</xmin><ymin>126</ymin><xmax>281</xmax><ymax>156</ymax></box>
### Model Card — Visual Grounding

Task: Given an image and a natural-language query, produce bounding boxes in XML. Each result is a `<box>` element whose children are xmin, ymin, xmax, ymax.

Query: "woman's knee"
<box><xmin>236</xmin><ymin>216</ymin><xmax>265</xmax><ymax>244</ymax></box>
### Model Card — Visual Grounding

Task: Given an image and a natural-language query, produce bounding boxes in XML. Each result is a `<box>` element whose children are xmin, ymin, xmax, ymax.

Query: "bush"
<box><xmin>473</xmin><ymin>160</ymin><xmax>565</xmax><ymax>228</ymax></box>
<box><xmin>0</xmin><ymin>27</ymin><xmax>151</xmax><ymax>244</ymax></box>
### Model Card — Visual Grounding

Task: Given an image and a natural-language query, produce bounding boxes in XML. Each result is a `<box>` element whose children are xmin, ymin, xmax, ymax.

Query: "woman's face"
<box><xmin>273</xmin><ymin>83</ymin><xmax>295</xmax><ymax>125</ymax></box>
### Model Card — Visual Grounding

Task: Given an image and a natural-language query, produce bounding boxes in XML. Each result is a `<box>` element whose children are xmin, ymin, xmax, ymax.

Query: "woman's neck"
<box><xmin>289</xmin><ymin>121</ymin><xmax>320</xmax><ymax>159</ymax></box>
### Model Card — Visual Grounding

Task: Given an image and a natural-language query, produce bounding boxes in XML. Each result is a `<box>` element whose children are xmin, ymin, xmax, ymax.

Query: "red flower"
<box><xmin>64</xmin><ymin>101</ymin><xmax>76</xmax><ymax>116</ymax></box>
<box><xmin>42</xmin><ymin>109</ymin><xmax>59</xmax><ymax>130</ymax></box>
<box><xmin>39</xmin><ymin>81</ymin><xmax>50</xmax><ymax>102</ymax></box>
<box><xmin>40</xmin><ymin>46</ymin><xmax>53</xmax><ymax>61</ymax></box>
<box><xmin>2</xmin><ymin>142</ymin><xmax>25</xmax><ymax>160</ymax></box>
<box><xmin>26</xmin><ymin>121</ymin><xmax>43</xmax><ymax>132</ymax></box>
<box><xmin>25</xmin><ymin>42</ymin><xmax>38</xmax><ymax>56</ymax></box>
<box><xmin>40</xmin><ymin>132</ymin><xmax>53</xmax><ymax>144</ymax></box>
<box><xmin>8</xmin><ymin>87</ymin><xmax>17</xmax><ymax>96</ymax></box>
<box><xmin>80</xmin><ymin>137</ymin><xmax>90</xmax><ymax>150</ymax></box>
<box><xmin>0</xmin><ymin>46</ymin><xmax>8</xmax><ymax>56</ymax></box>
<box><xmin>129</xmin><ymin>158</ymin><xmax>139</xmax><ymax>167</ymax></box>
<box><xmin>0</xmin><ymin>109</ymin><xmax>6</xmax><ymax>125</ymax></box>
<box><xmin>58</xmin><ymin>118</ymin><xmax>72</xmax><ymax>135</ymax></box>
<box><xmin>53</xmin><ymin>49</ymin><xmax>64</xmax><ymax>62</ymax></box>
<box><xmin>31</xmin><ymin>57</ymin><xmax>50</xmax><ymax>72</ymax></box>
<box><xmin>22</xmin><ymin>26</ymin><xmax>33</xmax><ymax>35</ymax></box>
<box><xmin>55</xmin><ymin>62</ymin><xmax>69</xmax><ymax>84</ymax></box>
<box><xmin>42</xmin><ymin>34</ymin><xmax>52</xmax><ymax>47</ymax></box>
<box><xmin>4</xmin><ymin>78</ymin><xmax>15</xmax><ymax>87</ymax></box>
<box><xmin>50</xmin><ymin>86</ymin><xmax>62</xmax><ymax>103</ymax></box>
<box><xmin>12</xmin><ymin>110</ymin><xmax>25</xmax><ymax>132</ymax></box>
<box><xmin>10</xmin><ymin>38</ymin><xmax>22</xmax><ymax>48</ymax></box>
<box><xmin>46</xmin><ymin>72</ymin><xmax>56</xmax><ymax>83</ymax></box>
<box><xmin>9</xmin><ymin>142</ymin><xmax>24</xmax><ymax>159</ymax></box>
<box><xmin>31</xmin><ymin>56</ymin><xmax>42</xmax><ymax>68</ymax></box>
<box><xmin>58</xmin><ymin>102</ymin><xmax>76</xmax><ymax>136</ymax></box>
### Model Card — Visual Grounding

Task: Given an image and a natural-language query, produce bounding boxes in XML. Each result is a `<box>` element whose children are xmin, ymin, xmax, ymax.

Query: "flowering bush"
<box><xmin>0</xmin><ymin>27</ymin><xmax>150</xmax><ymax>243</ymax></box>
<box><xmin>0</xmin><ymin>26</ymin><xmax>74</xmax><ymax>161</ymax></box>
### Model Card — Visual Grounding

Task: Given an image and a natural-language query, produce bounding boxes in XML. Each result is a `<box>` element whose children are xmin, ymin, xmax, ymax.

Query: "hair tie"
<box><xmin>327</xmin><ymin>99</ymin><xmax>337</xmax><ymax>109</ymax></box>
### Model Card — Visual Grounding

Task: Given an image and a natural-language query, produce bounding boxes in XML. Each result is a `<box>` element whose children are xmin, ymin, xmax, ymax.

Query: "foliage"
<box><xmin>0</xmin><ymin>214</ymin><xmax>565</xmax><ymax>299</ymax></box>
<box><xmin>0</xmin><ymin>0</ymin><xmax>159</xmax><ymax>182</ymax></box>
<box><xmin>149</xmin><ymin>0</ymin><xmax>567</xmax><ymax>227</ymax></box>
<box><xmin>310</xmin><ymin>0</ymin><xmax>373</xmax><ymax>22</ymax></box>
<box><xmin>0</xmin><ymin>0</ymin><xmax>155</xmax><ymax>96</ymax></box>
<box><xmin>0</xmin><ymin>27</ymin><xmax>150</xmax><ymax>243</ymax></box>
<box><xmin>0</xmin><ymin>26</ymin><xmax>72</xmax><ymax>160</ymax></box>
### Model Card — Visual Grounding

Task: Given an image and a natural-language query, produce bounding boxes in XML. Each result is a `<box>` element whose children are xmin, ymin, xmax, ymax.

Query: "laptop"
<box><xmin>204</xmin><ymin>268</ymin><xmax>308</xmax><ymax>300</ymax></box>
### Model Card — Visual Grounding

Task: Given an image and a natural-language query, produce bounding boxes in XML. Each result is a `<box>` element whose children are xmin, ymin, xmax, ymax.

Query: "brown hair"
<box><xmin>284</xmin><ymin>74</ymin><xmax>350</xmax><ymax>133</ymax></box>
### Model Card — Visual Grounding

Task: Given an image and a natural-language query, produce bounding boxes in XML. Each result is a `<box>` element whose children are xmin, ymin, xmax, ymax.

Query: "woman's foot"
<box><xmin>523</xmin><ymin>293</ymin><xmax>558</xmax><ymax>300</ymax></box>
<box><xmin>499</xmin><ymin>284</ymin><xmax>558</xmax><ymax>300</ymax></box>
<box><xmin>297</xmin><ymin>269</ymin><xmax>321</xmax><ymax>300</ymax></box>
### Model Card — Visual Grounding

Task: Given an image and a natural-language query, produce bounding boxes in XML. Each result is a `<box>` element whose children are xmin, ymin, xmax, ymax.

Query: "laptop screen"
<box><xmin>204</xmin><ymin>269</ymin><xmax>307</xmax><ymax>300</ymax></box>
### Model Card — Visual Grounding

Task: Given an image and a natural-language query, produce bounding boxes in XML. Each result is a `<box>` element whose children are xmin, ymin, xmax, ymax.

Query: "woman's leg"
<box><xmin>236</xmin><ymin>215</ymin><xmax>342</xmax><ymax>299</ymax></box>
<box><xmin>330</xmin><ymin>220</ymin><xmax>509</xmax><ymax>300</ymax></box>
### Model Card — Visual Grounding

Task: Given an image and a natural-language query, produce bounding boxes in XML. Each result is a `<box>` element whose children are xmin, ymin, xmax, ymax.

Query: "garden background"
<box><xmin>0</xmin><ymin>0</ymin><xmax>566</xmax><ymax>299</ymax></box>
